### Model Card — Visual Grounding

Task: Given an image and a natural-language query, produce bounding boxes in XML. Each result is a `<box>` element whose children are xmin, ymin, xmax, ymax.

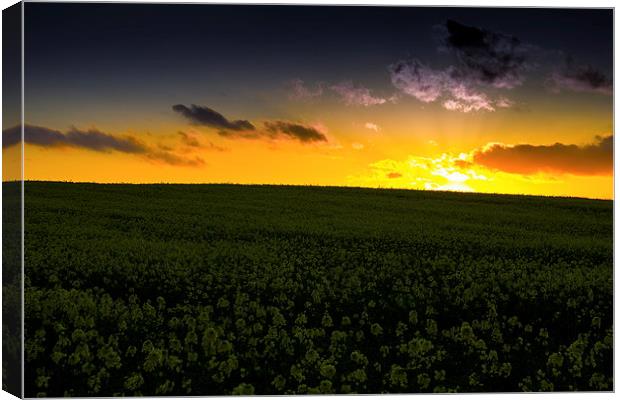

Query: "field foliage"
<box><xmin>23</xmin><ymin>182</ymin><xmax>613</xmax><ymax>395</ymax></box>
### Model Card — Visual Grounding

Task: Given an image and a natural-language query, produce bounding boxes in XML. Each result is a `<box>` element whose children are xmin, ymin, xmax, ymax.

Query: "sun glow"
<box><xmin>348</xmin><ymin>147</ymin><xmax>612</xmax><ymax>199</ymax></box>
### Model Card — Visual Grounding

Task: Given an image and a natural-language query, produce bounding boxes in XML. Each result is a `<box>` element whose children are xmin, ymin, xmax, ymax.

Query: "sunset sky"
<box><xmin>3</xmin><ymin>4</ymin><xmax>614</xmax><ymax>199</ymax></box>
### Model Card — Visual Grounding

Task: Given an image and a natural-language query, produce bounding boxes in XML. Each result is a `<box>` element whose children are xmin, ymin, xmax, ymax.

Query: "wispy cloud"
<box><xmin>172</xmin><ymin>104</ymin><xmax>255</xmax><ymax>131</ymax></box>
<box><xmin>177</xmin><ymin>131</ymin><xmax>201</xmax><ymax>147</ymax></box>
<box><xmin>443</xmin><ymin>83</ymin><xmax>495</xmax><ymax>112</ymax></box>
<box><xmin>172</xmin><ymin>104</ymin><xmax>329</xmax><ymax>144</ymax></box>
<box><xmin>3</xmin><ymin>125</ymin><xmax>144</xmax><ymax>153</ymax></box>
<box><xmin>495</xmin><ymin>97</ymin><xmax>514</xmax><ymax>108</ymax></box>
<box><xmin>389</xmin><ymin>59</ymin><xmax>499</xmax><ymax>113</ymax></box>
<box><xmin>365</xmin><ymin>122</ymin><xmax>381</xmax><ymax>132</ymax></box>
<box><xmin>288</xmin><ymin>79</ymin><xmax>324</xmax><ymax>99</ymax></box>
<box><xmin>330</xmin><ymin>81</ymin><xmax>392</xmax><ymax>106</ymax></box>
<box><xmin>3</xmin><ymin>124</ymin><xmax>204</xmax><ymax>167</ymax></box>
<box><xmin>177</xmin><ymin>131</ymin><xmax>227</xmax><ymax>152</ymax></box>
<box><xmin>389</xmin><ymin>59</ymin><xmax>447</xmax><ymax>103</ymax></box>
<box><xmin>548</xmin><ymin>57</ymin><xmax>612</xmax><ymax>95</ymax></box>
<box><xmin>263</xmin><ymin>121</ymin><xmax>328</xmax><ymax>143</ymax></box>
<box><xmin>349</xmin><ymin>153</ymin><xmax>486</xmax><ymax>193</ymax></box>
<box><xmin>144</xmin><ymin>150</ymin><xmax>205</xmax><ymax>167</ymax></box>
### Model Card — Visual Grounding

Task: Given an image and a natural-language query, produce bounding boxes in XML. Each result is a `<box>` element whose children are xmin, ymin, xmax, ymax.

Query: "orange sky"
<box><xmin>8</xmin><ymin>97</ymin><xmax>614</xmax><ymax>200</ymax></box>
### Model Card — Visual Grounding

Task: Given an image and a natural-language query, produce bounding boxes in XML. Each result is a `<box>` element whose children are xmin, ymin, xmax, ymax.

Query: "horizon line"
<box><xmin>4</xmin><ymin>179</ymin><xmax>613</xmax><ymax>201</ymax></box>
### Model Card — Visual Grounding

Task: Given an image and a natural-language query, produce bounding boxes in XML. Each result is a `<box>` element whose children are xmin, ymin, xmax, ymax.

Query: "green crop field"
<box><xmin>21</xmin><ymin>181</ymin><xmax>612</xmax><ymax>396</ymax></box>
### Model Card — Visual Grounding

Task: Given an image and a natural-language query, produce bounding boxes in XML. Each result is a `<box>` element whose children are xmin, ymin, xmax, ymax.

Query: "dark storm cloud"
<box><xmin>3</xmin><ymin>124</ymin><xmax>204</xmax><ymax>167</ymax></box>
<box><xmin>172</xmin><ymin>104</ymin><xmax>255</xmax><ymax>131</ymax></box>
<box><xmin>473</xmin><ymin>135</ymin><xmax>613</xmax><ymax>176</ymax></box>
<box><xmin>549</xmin><ymin>57</ymin><xmax>612</xmax><ymax>95</ymax></box>
<box><xmin>263</xmin><ymin>121</ymin><xmax>327</xmax><ymax>143</ymax></box>
<box><xmin>439</xmin><ymin>19</ymin><xmax>529</xmax><ymax>88</ymax></box>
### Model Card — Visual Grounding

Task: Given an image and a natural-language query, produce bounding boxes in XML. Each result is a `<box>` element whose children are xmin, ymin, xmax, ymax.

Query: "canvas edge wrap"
<box><xmin>2</xmin><ymin>1</ymin><xmax>24</xmax><ymax>398</ymax></box>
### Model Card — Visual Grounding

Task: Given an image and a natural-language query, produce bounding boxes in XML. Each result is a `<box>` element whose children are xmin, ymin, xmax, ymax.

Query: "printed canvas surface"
<box><xmin>9</xmin><ymin>3</ymin><xmax>614</xmax><ymax>396</ymax></box>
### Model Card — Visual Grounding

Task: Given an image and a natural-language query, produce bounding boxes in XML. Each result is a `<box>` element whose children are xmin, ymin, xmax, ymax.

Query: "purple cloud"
<box><xmin>389</xmin><ymin>59</ymin><xmax>446</xmax><ymax>103</ymax></box>
<box><xmin>389</xmin><ymin>59</ymin><xmax>505</xmax><ymax>113</ymax></box>
<box><xmin>443</xmin><ymin>83</ymin><xmax>495</xmax><ymax>112</ymax></box>
<box><xmin>330</xmin><ymin>81</ymin><xmax>391</xmax><ymax>106</ymax></box>
<box><xmin>548</xmin><ymin>58</ymin><xmax>612</xmax><ymax>95</ymax></box>
<box><xmin>288</xmin><ymin>79</ymin><xmax>324</xmax><ymax>99</ymax></box>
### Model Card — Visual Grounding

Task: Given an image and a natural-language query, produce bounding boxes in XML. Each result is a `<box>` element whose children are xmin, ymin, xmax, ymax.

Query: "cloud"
<box><xmin>330</xmin><ymin>81</ymin><xmax>390</xmax><ymax>106</ymax></box>
<box><xmin>548</xmin><ymin>57</ymin><xmax>612</xmax><ymax>95</ymax></box>
<box><xmin>365</xmin><ymin>122</ymin><xmax>380</xmax><ymax>132</ymax></box>
<box><xmin>288</xmin><ymin>79</ymin><xmax>324</xmax><ymax>99</ymax></box>
<box><xmin>172</xmin><ymin>104</ymin><xmax>255</xmax><ymax>131</ymax></box>
<box><xmin>3</xmin><ymin>124</ymin><xmax>63</xmax><ymax>148</ymax></box>
<box><xmin>350</xmin><ymin>136</ymin><xmax>612</xmax><ymax>196</ymax></box>
<box><xmin>172</xmin><ymin>104</ymin><xmax>327</xmax><ymax>144</ymax></box>
<box><xmin>439</xmin><ymin>19</ymin><xmax>529</xmax><ymax>89</ymax></box>
<box><xmin>3</xmin><ymin>124</ymin><xmax>204</xmax><ymax>167</ymax></box>
<box><xmin>352</xmin><ymin>142</ymin><xmax>365</xmax><ymax>150</ymax></box>
<box><xmin>145</xmin><ymin>151</ymin><xmax>205</xmax><ymax>167</ymax></box>
<box><xmin>387</xmin><ymin>19</ymin><xmax>608</xmax><ymax>113</ymax></box>
<box><xmin>177</xmin><ymin>131</ymin><xmax>227</xmax><ymax>152</ymax></box>
<box><xmin>177</xmin><ymin>131</ymin><xmax>201</xmax><ymax>147</ymax></box>
<box><xmin>64</xmin><ymin>127</ymin><xmax>146</xmax><ymax>153</ymax></box>
<box><xmin>4</xmin><ymin>124</ymin><xmax>145</xmax><ymax>153</ymax></box>
<box><xmin>389</xmin><ymin>59</ymin><xmax>447</xmax><ymax>103</ymax></box>
<box><xmin>389</xmin><ymin>59</ymin><xmax>499</xmax><ymax>113</ymax></box>
<box><xmin>263</xmin><ymin>121</ymin><xmax>328</xmax><ymax>143</ymax></box>
<box><xmin>472</xmin><ymin>135</ymin><xmax>613</xmax><ymax>176</ymax></box>
<box><xmin>453</xmin><ymin>159</ymin><xmax>473</xmax><ymax>168</ymax></box>
<box><xmin>388</xmin><ymin>20</ymin><xmax>535</xmax><ymax>112</ymax></box>
<box><xmin>348</xmin><ymin>153</ymin><xmax>487</xmax><ymax>193</ymax></box>
<box><xmin>443</xmin><ymin>83</ymin><xmax>495</xmax><ymax>112</ymax></box>
<box><xmin>496</xmin><ymin>97</ymin><xmax>514</xmax><ymax>108</ymax></box>
<box><xmin>290</xmin><ymin>79</ymin><xmax>398</xmax><ymax>106</ymax></box>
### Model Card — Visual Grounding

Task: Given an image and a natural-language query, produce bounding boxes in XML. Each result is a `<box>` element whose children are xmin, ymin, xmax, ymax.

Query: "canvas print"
<box><xmin>2</xmin><ymin>3</ymin><xmax>614</xmax><ymax>396</ymax></box>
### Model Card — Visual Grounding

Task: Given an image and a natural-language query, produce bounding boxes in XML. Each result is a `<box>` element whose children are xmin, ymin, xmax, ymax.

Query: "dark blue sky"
<box><xmin>25</xmin><ymin>4</ymin><xmax>612</xmax><ymax>91</ymax></box>
<box><xmin>22</xmin><ymin>4</ymin><xmax>613</xmax><ymax>133</ymax></box>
